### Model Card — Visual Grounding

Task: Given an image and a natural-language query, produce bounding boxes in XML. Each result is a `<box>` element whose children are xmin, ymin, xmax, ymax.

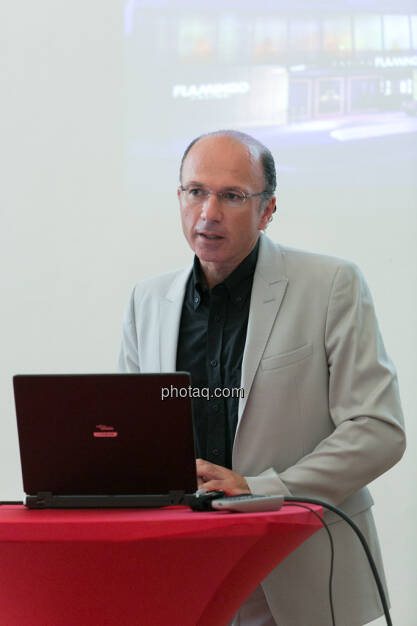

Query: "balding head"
<box><xmin>177</xmin><ymin>130</ymin><xmax>277</xmax><ymax>288</ymax></box>
<box><xmin>180</xmin><ymin>130</ymin><xmax>277</xmax><ymax>210</ymax></box>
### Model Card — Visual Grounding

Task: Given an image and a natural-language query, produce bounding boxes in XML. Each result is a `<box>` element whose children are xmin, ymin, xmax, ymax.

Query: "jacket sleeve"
<box><xmin>245</xmin><ymin>262</ymin><xmax>406</xmax><ymax>505</ymax></box>
<box><xmin>118</xmin><ymin>287</ymin><xmax>140</xmax><ymax>373</ymax></box>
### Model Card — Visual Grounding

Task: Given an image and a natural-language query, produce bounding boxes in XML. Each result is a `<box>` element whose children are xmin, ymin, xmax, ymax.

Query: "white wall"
<box><xmin>1</xmin><ymin>2</ymin><xmax>416</xmax><ymax>624</ymax></box>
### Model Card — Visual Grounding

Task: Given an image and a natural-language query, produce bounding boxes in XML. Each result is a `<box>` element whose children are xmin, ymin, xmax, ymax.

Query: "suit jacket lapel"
<box><xmin>238</xmin><ymin>235</ymin><xmax>288</xmax><ymax>422</ymax></box>
<box><xmin>159</xmin><ymin>267</ymin><xmax>191</xmax><ymax>371</ymax></box>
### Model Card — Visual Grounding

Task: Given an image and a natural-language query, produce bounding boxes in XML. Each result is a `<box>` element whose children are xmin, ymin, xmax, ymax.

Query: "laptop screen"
<box><xmin>13</xmin><ymin>373</ymin><xmax>197</xmax><ymax>496</ymax></box>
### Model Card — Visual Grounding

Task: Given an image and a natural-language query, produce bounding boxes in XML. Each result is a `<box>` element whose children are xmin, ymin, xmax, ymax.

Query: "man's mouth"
<box><xmin>197</xmin><ymin>232</ymin><xmax>224</xmax><ymax>240</ymax></box>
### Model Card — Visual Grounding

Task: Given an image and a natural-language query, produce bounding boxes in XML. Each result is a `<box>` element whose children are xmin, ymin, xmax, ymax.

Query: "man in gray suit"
<box><xmin>119</xmin><ymin>130</ymin><xmax>405</xmax><ymax>625</ymax></box>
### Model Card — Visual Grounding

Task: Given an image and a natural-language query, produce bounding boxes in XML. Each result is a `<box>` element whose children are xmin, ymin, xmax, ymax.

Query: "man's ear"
<box><xmin>259</xmin><ymin>196</ymin><xmax>276</xmax><ymax>230</ymax></box>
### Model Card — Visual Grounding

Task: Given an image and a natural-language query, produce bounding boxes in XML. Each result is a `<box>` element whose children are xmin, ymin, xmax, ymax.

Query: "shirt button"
<box><xmin>212</xmin><ymin>404</ymin><xmax>219</xmax><ymax>413</ymax></box>
<box><xmin>212</xmin><ymin>449</ymin><xmax>220</xmax><ymax>456</ymax></box>
<box><xmin>194</xmin><ymin>296</ymin><xmax>199</xmax><ymax>304</ymax></box>
<box><xmin>210</xmin><ymin>359</ymin><xmax>218</xmax><ymax>367</ymax></box>
<box><xmin>214</xmin><ymin>314</ymin><xmax>221</xmax><ymax>322</ymax></box>
<box><xmin>235</xmin><ymin>296</ymin><xmax>242</xmax><ymax>304</ymax></box>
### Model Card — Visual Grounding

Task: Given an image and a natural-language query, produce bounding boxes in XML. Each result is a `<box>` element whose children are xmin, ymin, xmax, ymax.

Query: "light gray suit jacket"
<box><xmin>118</xmin><ymin>234</ymin><xmax>405</xmax><ymax>625</ymax></box>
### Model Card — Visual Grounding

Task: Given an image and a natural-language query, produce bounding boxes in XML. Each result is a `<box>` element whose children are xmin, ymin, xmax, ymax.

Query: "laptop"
<box><xmin>13</xmin><ymin>373</ymin><xmax>198</xmax><ymax>509</ymax></box>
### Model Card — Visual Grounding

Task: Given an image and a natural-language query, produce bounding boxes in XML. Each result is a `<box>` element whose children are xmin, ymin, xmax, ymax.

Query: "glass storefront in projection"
<box><xmin>124</xmin><ymin>0</ymin><xmax>417</xmax><ymax>215</ymax></box>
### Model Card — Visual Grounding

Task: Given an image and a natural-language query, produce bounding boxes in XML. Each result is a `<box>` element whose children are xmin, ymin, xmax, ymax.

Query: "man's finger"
<box><xmin>196</xmin><ymin>460</ymin><xmax>224</xmax><ymax>480</ymax></box>
<box><xmin>199</xmin><ymin>480</ymin><xmax>224</xmax><ymax>492</ymax></box>
<box><xmin>196</xmin><ymin>458</ymin><xmax>215</xmax><ymax>472</ymax></box>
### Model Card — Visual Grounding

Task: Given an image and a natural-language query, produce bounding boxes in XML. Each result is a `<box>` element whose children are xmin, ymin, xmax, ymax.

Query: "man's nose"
<box><xmin>201</xmin><ymin>192</ymin><xmax>223</xmax><ymax>221</ymax></box>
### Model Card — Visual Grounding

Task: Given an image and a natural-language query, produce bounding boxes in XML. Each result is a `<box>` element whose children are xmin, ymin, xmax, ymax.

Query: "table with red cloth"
<box><xmin>0</xmin><ymin>504</ymin><xmax>322</xmax><ymax>626</ymax></box>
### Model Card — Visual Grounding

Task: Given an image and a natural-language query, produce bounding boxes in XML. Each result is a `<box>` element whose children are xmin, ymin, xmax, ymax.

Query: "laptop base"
<box><xmin>25</xmin><ymin>491</ymin><xmax>190</xmax><ymax>509</ymax></box>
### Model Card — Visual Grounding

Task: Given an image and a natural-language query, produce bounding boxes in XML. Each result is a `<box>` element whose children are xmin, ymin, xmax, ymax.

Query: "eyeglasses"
<box><xmin>178</xmin><ymin>184</ymin><xmax>269</xmax><ymax>208</ymax></box>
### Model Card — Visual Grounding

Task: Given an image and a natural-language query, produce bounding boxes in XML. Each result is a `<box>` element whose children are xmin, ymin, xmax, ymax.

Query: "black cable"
<box><xmin>282</xmin><ymin>502</ymin><xmax>336</xmax><ymax>626</ymax></box>
<box><xmin>284</xmin><ymin>496</ymin><xmax>392</xmax><ymax>626</ymax></box>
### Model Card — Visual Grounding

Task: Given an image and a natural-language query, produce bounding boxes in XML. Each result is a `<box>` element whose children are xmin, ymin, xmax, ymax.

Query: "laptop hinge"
<box><xmin>26</xmin><ymin>491</ymin><xmax>54</xmax><ymax>508</ymax></box>
<box><xmin>168</xmin><ymin>490</ymin><xmax>186</xmax><ymax>505</ymax></box>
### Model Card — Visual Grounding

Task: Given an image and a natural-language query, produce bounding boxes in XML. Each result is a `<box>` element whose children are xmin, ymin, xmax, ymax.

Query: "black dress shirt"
<box><xmin>176</xmin><ymin>240</ymin><xmax>259</xmax><ymax>469</ymax></box>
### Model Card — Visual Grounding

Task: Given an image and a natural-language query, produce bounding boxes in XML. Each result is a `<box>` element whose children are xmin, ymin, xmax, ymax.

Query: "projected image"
<box><xmin>124</xmin><ymin>0</ymin><xmax>417</xmax><ymax>206</ymax></box>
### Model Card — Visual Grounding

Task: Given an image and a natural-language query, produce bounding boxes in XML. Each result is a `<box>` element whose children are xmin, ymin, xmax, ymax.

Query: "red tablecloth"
<box><xmin>0</xmin><ymin>504</ymin><xmax>322</xmax><ymax>626</ymax></box>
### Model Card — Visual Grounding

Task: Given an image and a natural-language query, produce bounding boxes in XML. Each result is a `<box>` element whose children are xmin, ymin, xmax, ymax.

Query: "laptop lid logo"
<box><xmin>93</xmin><ymin>424</ymin><xmax>118</xmax><ymax>438</ymax></box>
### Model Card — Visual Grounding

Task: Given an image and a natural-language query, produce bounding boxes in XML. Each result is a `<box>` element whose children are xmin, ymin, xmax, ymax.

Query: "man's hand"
<box><xmin>196</xmin><ymin>458</ymin><xmax>251</xmax><ymax>495</ymax></box>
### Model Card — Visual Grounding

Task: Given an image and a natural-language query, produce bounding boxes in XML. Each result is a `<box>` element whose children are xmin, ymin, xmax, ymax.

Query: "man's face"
<box><xmin>178</xmin><ymin>135</ymin><xmax>275</xmax><ymax>274</ymax></box>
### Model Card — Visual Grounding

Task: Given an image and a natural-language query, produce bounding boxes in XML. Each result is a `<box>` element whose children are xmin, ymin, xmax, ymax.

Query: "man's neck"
<box><xmin>198</xmin><ymin>262</ymin><xmax>234</xmax><ymax>289</ymax></box>
<box><xmin>198</xmin><ymin>240</ymin><xmax>260</xmax><ymax>289</ymax></box>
